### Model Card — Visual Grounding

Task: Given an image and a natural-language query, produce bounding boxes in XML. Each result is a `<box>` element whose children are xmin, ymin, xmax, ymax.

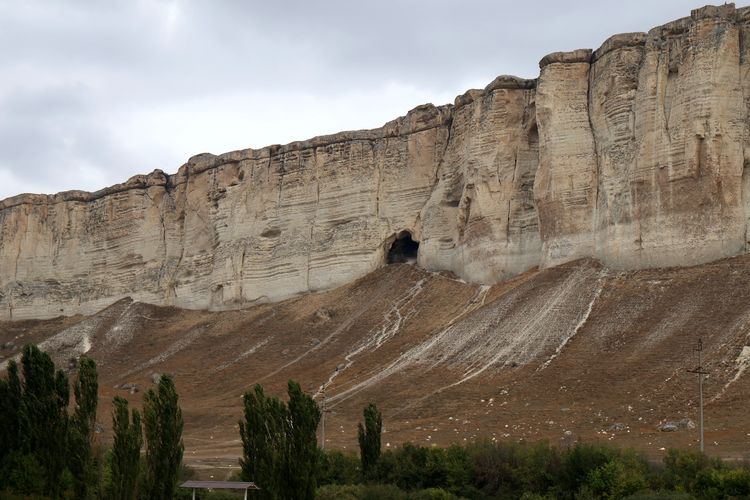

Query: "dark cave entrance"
<box><xmin>387</xmin><ymin>231</ymin><xmax>420</xmax><ymax>264</ymax></box>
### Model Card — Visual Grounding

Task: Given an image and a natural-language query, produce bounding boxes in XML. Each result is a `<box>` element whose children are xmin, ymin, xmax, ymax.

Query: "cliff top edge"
<box><xmin>1</xmin><ymin>3</ymin><xmax>747</xmax><ymax>210</ymax></box>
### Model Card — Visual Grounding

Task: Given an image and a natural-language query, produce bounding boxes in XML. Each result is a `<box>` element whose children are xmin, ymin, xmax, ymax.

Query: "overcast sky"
<box><xmin>0</xmin><ymin>0</ymin><xmax>709</xmax><ymax>200</ymax></box>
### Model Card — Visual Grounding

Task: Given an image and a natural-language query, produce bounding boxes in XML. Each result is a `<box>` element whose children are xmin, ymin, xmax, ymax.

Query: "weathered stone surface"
<box><xmin>591</xmin><ymin>3</ymin><xmax>747</xmax><ymax>269</ymax></box>
<box><xmin>534</xmin><ymin>49</ymin><xmax>598</xmax><ymax>268</ymax></box>
<box><xmin>420</xmin><ymin>83</ymin><xmax>540</xmax><ymax>282</ymax></box>
<box><xmin>0</xmin><ymin>105</ymin><xmax>457</xmax><ymax>319</ymax></box>
<box><xmin>538</xmin><ymin>48</ymin><xmax>593</xmax><ymax>69</ymax></box>
<box><xmin>2</xmin><ymin>4</ymin><xmax>750</xmax><ymax>319</ymax></box>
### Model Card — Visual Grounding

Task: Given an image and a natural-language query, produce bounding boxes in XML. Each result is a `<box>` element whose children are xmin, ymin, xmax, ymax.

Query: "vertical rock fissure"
<box><xmin>13</xmin><ymin>234</ymin><xmax>21</xmax><ymax>282</ymax></box>
<box><xmin>169</xmin><ymin>165</ymin><xmax>190</xmax><ymax>300</ymax></box>
<box><xmin>506</xmin><ymin>150</ymin><xmax>520</xmax><ymax>243</ymax></box>
<box><xmin>586</xmin><ymin>61</ymin><xmax>601</xmax><ymax>242</ymax></box>
<box><xmin>238</xmin><ymin>246</ymin><xmax>246</xmax><ymax>302</ymax></box>
<box><xmin>374</xmin><ymin>141</ymin><xmax>382</xmax><ymax>219</ymax></box>
<box><xmin>662</xmin><ymin>56</ymin><xmax>676</xmax><ymax>143</ymax></box>
<box><xmin>739</xmin><ymin>24</ymin><xmax>750</xmax><ymax>250</ymax></box>
<box><xmin>418</xmin><ymin>113</ymin><xmax>454</xmax><ymax>228</ymax></box>
<box><xmin>431</xmin><ymin>114</ymin><xmax>454</xmax><ymax>191</ymax></box>
<box><xmin>145</xmin><ymin>189</ymin><xmax>168</xmax><ymax>288</ymax></box>
<box><xmin>306</xmin><ymin>149</ymin><xmax>321</xmax><ymax>291</ymax></box>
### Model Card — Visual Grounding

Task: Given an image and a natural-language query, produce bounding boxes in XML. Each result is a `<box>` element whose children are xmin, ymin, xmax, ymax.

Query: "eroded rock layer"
<box><xmin>2</xmin><ymin>4</ymin><xmax>750</xmax><ymax>319</ymax></box>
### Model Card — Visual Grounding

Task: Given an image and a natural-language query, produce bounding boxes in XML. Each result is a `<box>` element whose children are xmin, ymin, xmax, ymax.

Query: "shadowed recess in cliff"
<box><xmin>387</xmin><ymin>231</ymin><xmax>419</xmax><ymax>264</ymax></box>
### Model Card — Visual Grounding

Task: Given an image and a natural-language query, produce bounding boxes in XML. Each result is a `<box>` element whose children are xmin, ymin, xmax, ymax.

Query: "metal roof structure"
<box><xmin>180</xmin><ymin>480</ymin><xmax>260</xmax><ymax>499</ymax></box>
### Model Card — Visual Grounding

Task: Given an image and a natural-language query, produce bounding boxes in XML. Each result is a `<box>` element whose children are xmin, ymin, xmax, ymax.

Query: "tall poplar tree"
<box><xmin>0</xmin><ymin>360</ymin><xmax>22</xmax><ymax>466</ymax></box>
<box><xmin>239</xmin><ymin>381</ymin><xmax>320</xmax><ymax>500</ymax></box>
<box><xmin>357</xmin><ymin>402</ymin><xmax>383</xmax><ymax>477</ymax></box>
<box><xmin>17</xmin><ymin>344</ymin><xmax>70</xmax><ymax>497</ymax></box>
<box><xmin>69</xmin><ymin>356</ymin><xmax>99</xmax><ymax>499</ymax></box>
<box><xmin>111</xmin><ymin>396</ymin><xmax>143</xmax><ymax>500</ymax></box>
<box><xmin>239</xmin><ymin>384</ymin><xmax>288</xmax><ymax>500</ymax></box>
<box><xmin>286</xmin><ymin>381</ymin><xmax>321</xmax><ymax>500</ymax></box>
<box><xmin>143</xmin><ymin>375</ymin><xmax>184</xmax><ymax>500</ymax></box>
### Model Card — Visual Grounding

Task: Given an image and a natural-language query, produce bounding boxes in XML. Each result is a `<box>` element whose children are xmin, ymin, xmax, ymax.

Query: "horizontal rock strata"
<box><xmin>2</xmin><ymin>4</ymin><xmax>750</xmax><ymax>319</ymax></box>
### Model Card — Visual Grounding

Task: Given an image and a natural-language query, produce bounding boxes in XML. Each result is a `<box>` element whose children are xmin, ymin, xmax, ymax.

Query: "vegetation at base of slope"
<box><xmin>2</xmin><ymin>344</ymin><xmax>749</xmax><ymax>499</ymax></box>
<box><xmin>0</xmin><ymin>344</ymin><xmax>184</xmax><ymax>500</ymax></box>
<box><xmin>314</xmin><ymin>441</ymin><xmax>750</xmax><ymax>499</ymax></box>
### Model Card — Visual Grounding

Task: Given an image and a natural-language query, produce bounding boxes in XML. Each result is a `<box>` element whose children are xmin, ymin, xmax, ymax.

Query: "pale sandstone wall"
<box><xmin>534</xmin><ymin>49</ymin><xmax>599</xmax><ymax>268</ymax></box>
<box><xmin>419</xmin><ymin>76</ymin><xmax>541</xmax><ymax>282</ymax></box>
<box><xmin>0</xmin><ymin>106</ymin><xmax>453</xmax><ymax>319</ymax></box>
<box><xmin>1</xmin><ymin>4</ymin><xmax>750</xmax><ymax>320</ymax></box>
<box><xmin>589</xmin><ymin>4</ymin><xmax>747</xmax><ymax>269</ymax></box>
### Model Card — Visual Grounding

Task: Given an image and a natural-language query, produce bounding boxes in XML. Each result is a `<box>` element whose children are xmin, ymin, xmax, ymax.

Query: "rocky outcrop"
<box><xmin>419</xmin><ymin>75</ymin><xmax>540</xmax><ymax>282</ymax></box>
<box><xmin>0</xmin><ymin>106</ymin><xmax>455</xmax><ymax>319</ymax></box>
<box><xmin>535</xmin><ymin>48</ymin><xmax>598</xmax><ymax>267</ymax></box>
<box><xmin>589</xmin><ymin>4</ymin><xmax>748</xmax><ymax>270</ymax></box>
<box><xmin>2</xmin><ymin>4</ymin><xmax>750</xmax><ymax>320</ymax></box>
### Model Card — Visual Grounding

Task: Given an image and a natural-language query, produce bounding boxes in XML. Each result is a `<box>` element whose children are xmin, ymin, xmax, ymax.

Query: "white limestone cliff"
<box><xmin>2</xmin><ymin>4</ymin><xmax>750</xmax><ymax>320</ymax></box>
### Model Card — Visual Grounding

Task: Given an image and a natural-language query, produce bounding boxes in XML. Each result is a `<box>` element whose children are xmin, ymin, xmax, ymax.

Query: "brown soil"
<box><xmin>1</xmin><ymin>257</ymin><xmax>749</xmax><ymax>478</ymax></box>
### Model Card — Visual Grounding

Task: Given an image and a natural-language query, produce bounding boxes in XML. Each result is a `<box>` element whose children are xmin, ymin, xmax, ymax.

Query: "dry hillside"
<box><xmin>2</xmin><ymin>257</ymin><xmax>749</xmax><ymax>476</ymax></box>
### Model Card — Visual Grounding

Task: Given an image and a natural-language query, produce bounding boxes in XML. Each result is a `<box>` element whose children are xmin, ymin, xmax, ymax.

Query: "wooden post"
<box><xmin>321</xmin><ymin>392</ymin><xmax>326</xmax><ymax>450</ymax></box>
<box><xmin>687</xmin><ymin>338</ymin><xmax>708</xmax><ymax>452</ymax></box>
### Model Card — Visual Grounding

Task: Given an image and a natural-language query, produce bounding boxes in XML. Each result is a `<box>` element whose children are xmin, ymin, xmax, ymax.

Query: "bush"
<box><xmin>373</xmin><ymin>444</ymin><xmax>431</xmax><ymax>490</ymax></box>
<box><xmin>622</xmin><ymin>492</ymin><xmax>695</xmax><ymax>499</ymax></box>
<box><xmin>719</xmin><ymin>467</ymin><xmax>750</xmax><ymax>497</ymax></box>
<box><xmin>317</xmin><ymin>483</ymin><xmax>459</xmax><ymax>500</ymax></box>
<box><xmin>558</xmin><ymin>442</ymin><xmax>620</xmax><ymax>496</ymax></box>
<box><xmin>693</xmin><ymin>466</ymin><xmax>750</xmax><ymax>499</ymax></box>
<box><xmin>586</xmin><ymin>459</ymin><xmax>648</xmax><ymax>499</ymax></box>
<box><xmin>318</xmin><ymin>449</ymin><xmax>362</xmax><ymax>486</ymax></box>
<box><xmin>407</xmin><ymin>487</ymin><xmax>459</xmax><ymax>499</ymax></box>
<box><xmin>319</xmin><ymin>441</ymin><xmax>748</xmax><ymax>500</ymax></box>
<box><xmin>1</xmin><ymin>452</ymin><xmax>46</xmax><ymax>496</ymax></box>
<box><xmin>316</xmin><ymin>483</ymin><xmax>407</xmax><ymax>500</ymax></box>
<box><xmin>469</xmin><ymin>440</ymin><xmax>562</xmax><ymax>498</ymax></box>
<box><xmin>359</xmin><ymin>484</ymin><xmax>409</xmax><ymax>500</ymax></box>
<box><xmin>442</xmin><ymin>444</ymin><xmax>479</xmax><ymax>498</ymax></box>
<box><xmin>661</xmin><ymin>449</ymin><xmax>725</xmax><ymax>493</ymax></box>
<box><xmin>316</xmin><ymin>484</ymin><xmax>362</xmax><ymax>500</ymax></box>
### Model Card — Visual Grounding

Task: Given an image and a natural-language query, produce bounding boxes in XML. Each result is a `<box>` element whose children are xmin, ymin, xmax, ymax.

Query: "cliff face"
<box><xmin>2</xmin><ymin>4</ymin><xmax>750</xmax><ymax>320</ymax></box>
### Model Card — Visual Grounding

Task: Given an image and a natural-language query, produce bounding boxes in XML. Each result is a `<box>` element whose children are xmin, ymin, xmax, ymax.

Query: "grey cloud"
<box><xmin>0</xmin><ymin>84</ymin><xmax>131</xmax><ymax>189</ymax></box>
<box><xmin>0</xmin><ymin>0</ymin><xmax>717</xmax><ymax>199</ymax></box>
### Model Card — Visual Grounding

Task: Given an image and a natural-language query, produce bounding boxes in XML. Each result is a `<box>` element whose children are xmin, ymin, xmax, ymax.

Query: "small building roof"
<box><xmin>180</xmin><ymin>480</ymin><xmax>260</xmax><ymax>490</ymax></box>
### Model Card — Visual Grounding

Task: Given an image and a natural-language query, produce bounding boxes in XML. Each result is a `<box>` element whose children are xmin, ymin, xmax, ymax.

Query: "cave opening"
<box><xmin>387</xmin><ymin>231</ymin><xmax>420</xmax><ymax>264</ymax></box>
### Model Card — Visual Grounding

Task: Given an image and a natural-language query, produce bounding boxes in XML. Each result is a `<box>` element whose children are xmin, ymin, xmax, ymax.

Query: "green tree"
<box><xmin>69</xmin><ymin>356</ymin><xmax>99</xmax><ymax>499</ymax></box>
<box><xmin>17</xmin><ymin>344</ymin><xmax>70</xmax><ymax>497</ymax></box>
<box><xmin>0</xmin><ymin>360</ymin><xmax>22</xmax><ymax>465</ymax></box>
<box><xmin>239</xmin><ymin>384</ymin><xmax>288</xmax><ymax>500</ymax></box>
<box><xmin>586</xmin><ymin>457</ymin><xmax>648</xmax><ymax>499</ymax></box>
<box><xmin>317</xmin><ymin>449</ymin><xmax>362</xmax><ymax>486</ymax></box>
<box><xmin>358</xmin><ymin>402</ymin><xmax>383</xmax><ymax>478</ymax></box>
<box><xmin>239</xmin><ymin>381</ymin><xmax>320</xmax><ymax>500</ymax></box>
<box><xmin>0</xmin><ymin>360</ymin><xmax>23</xmax><ymax>491</ymax></box>
<box><xmin>661</xmin><ymin>448</ymin><xmax>724</xmax><ymax>494</ymax></box>
<box><xmin>143</xmin><ymin>374</ymin><xmax>184</xmax><ymax>500</ymax></box>
<box><xmin>286</xmin><ymin>380</ymin><xmax>321</xmax><ymax>500</ymax></box>
<box><xmin>111</xmin><ymin>396</ymin><xmax>143</xmax><ymax>500</ymax></box>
